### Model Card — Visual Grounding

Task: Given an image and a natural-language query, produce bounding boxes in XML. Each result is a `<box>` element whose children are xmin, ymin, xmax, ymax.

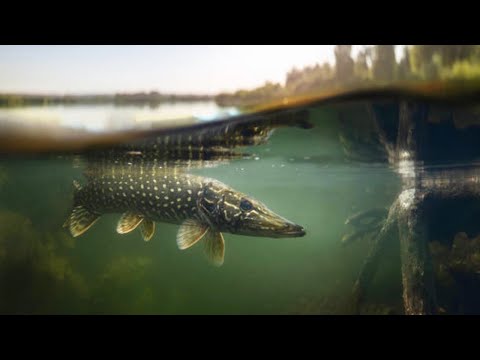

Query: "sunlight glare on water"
<box><xmin>0</xmin><ymin>101</ymin><xmax>237</xmax><ymax>133</ymax></box>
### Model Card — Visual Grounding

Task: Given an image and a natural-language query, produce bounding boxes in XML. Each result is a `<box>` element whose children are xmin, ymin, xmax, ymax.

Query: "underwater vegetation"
<box><xmin>90</xmin><ymin>256</ymin><xmax>155</xmax><ymax>314</ymax></box>
<box><xmin>0</xmin><ymin>210</ymin><xmax>88</xmax><ymax>313</ymax></box>
<box><xmin>0</xmin><ymin>209</ymin><xmax>168</xmax><ymax>314</ymax></box>
<box><xmin>430</xmin><ymin>232</ymin><xmax>480</xmax><ymax>314</ymax></box>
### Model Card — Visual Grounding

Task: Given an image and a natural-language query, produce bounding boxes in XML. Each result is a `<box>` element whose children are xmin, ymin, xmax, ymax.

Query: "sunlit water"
<box><xmin>0</xmin><ymin>102</ymin><xmax>239</xmax><ymax>132</ymax></box>
<box><xmin>1</xmin><ymin>100</ymin><xmax>480</xmax><ymax>314</ymax></box>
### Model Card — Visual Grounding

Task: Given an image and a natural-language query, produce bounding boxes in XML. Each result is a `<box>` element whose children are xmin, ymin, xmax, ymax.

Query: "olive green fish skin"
<box><xmin>78</xmin><ymin>169</ymin><xmax>204</xmax><ymax>225</ymax></box>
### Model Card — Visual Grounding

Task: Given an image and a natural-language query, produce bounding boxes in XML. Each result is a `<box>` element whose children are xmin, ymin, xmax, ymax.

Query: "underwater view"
<box><xmin>2</xmin><ymin>45</ymin><xmax>480</xmax><ymax>315</ymax></box>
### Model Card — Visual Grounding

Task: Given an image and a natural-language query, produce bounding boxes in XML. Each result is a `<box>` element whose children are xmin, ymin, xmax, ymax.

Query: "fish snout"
<box><xmin>280</xmin><ymin>221</ymin><xmax>306</xmax><ymax>237</ymax></box>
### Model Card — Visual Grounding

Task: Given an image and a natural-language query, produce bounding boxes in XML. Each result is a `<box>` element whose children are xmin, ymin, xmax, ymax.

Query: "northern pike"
<box><xmin>64</xmin><ymin>157</ymin><xmax>305</xmax><ymax>266</ymax></box>
<box><xmin>100</xmin><ymin>109</ymin><xmax>312</xmax><ymax>167</ymax></box>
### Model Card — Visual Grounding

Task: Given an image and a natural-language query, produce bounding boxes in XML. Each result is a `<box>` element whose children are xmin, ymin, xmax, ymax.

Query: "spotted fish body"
<box><xmin>65</xmin><ymin>158</ymin><xmax>306</xmax><ymax>266</ymax></box>
<box><xmin>120</xmin><ymin>108</ymin><xmax>311</xmax><ymax>152</ymax></box>
<box><xmin>79</xmin><ymin>165</ymin><xmax>203</xmax><ymax>225</ymax></box>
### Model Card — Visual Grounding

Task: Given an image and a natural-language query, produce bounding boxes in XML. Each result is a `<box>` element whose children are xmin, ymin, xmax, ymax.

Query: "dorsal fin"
<box><xmin>176</xmin><ymin>219</ymin><xmax>209</xmax><ymax>250</ymax></box>
<box><xmin>117</xmin><ymin>212</ymin><xmax>144</xmax><ymax>234</ymax></box>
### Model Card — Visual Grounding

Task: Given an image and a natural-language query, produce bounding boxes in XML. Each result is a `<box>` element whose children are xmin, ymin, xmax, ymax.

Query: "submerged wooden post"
<box><xmin>396</xmin><ymin>189</ymin><xmax>437</xmax><ymax>314</ymax></box>
<box><xmin>395</xmin><ymin>102</ymin><xmax>437</xmax><ymax>315</ymax></box>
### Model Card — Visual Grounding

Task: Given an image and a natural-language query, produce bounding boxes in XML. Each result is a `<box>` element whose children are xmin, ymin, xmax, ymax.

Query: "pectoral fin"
<box><xmin>65</xmin><ymin>205</ymin><xmax>100</xmax><ymax>237</ymax></box>
<box><xmin>177</xmin><ymin>219</ymin><xmax>209</xmax><ymax>250</ymax></box>
<box><xmin>140</xmin><ymin>219</ymin><xmax>155</xmax><ymax>241</ymax></box>
<box><xmin>204</xmin><ymin>231</ymin><xmax>225</xmax><ymax>266</ymax></box>
<box><xmin>117</xmin><ymin>212</ymin><xmax>144</xmax><ymax>234</ymax></box>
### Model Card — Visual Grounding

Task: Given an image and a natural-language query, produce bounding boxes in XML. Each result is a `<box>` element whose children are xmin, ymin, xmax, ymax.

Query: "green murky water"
<box><xmin>2</xmin><ymin>99</ymin><xmax>480</xmax><ymax>314</ymax></box>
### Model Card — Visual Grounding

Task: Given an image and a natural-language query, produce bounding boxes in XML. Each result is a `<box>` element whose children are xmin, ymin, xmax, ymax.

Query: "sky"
<box><xmin>0</xmin><ymin>45</ymin><xmax>384</xmax><ymax>95</ymax></box>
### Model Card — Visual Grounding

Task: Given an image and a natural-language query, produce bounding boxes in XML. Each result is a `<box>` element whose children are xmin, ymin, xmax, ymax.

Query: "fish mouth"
<box><xmin>283</xmin><ymin>228</ymin><xmax>306</xmax><ymax>237</ymax></box>
<box><xmin>280</xmin><ymin>226</ymin><xmax>306</xmax><ymax>237</ymax></box>
<box><xmin>271</xmin><ymin>223</ymin><xmax>306</xmax><ymax>238</ymax></box>
<box><xmin>239</xmin><ymin>221</ymin><xmax>306</xmax><ymax>238</ymax></box>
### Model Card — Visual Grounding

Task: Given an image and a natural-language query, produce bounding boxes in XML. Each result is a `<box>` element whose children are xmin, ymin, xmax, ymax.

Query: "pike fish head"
<box><xmin>198</xmin><ymin>179</ymin><xmax>305</xmax><ymax>238</ymax></box>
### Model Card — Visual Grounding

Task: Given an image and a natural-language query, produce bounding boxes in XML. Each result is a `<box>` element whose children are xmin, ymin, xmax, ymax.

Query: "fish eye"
<box><xmin>240</xmin><ymin>199</ymin><xmax>253</xmax><ymax>211</ymax></box>
<box><xmin>203</xmin><ymin>187</ymin><xmax>213</xmax><ymax>197</ymax></box>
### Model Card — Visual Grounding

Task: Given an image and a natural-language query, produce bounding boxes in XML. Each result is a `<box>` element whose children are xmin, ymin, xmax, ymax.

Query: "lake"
<box><xmin>1</xmin><ymin>98</ymin><xmax>480</xmax><ymax>314</ymax></box>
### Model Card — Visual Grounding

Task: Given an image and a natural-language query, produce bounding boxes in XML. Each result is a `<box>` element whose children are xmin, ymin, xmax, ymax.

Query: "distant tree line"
<box><xmin>215</xmin><ymin>45</ymin><xmax>480</xmax><ymax>108</ymax></box>
<box><xmin>0</xmin><ymin>92</ymin><xmax>213</xmax><ymax>108</ymax></box>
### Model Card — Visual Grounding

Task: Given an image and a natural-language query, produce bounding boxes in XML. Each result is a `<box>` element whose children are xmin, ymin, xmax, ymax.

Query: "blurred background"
<box><xmin>1</xmin><ymin>45</ymin><xmax>479</xmax><ymax>131</ymax></box>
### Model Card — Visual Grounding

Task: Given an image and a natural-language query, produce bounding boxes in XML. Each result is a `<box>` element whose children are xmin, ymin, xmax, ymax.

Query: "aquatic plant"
<box><xmin>89</xmin><ymin>256</ymin><xmax>154</xmax><ymax>314</ymax></box>
<box><xmin>430</xmin><ymin>233</ymin><xmax>480</xmax><ymax>314</ymax></box>
<box><xmin>0</xmin><ymin>209</ymin><xmax>89</xmax><ymax>313</ymax></box>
